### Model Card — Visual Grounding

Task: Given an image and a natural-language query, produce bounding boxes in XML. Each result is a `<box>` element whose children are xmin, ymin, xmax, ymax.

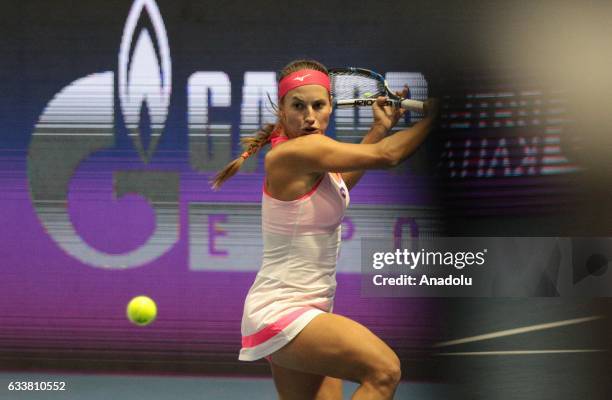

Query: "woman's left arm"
<box><xmin>340</xmin><ymin>123</ymin><xmax>389</xmax><ymax>190</ymax></box>
<box><xmin>341</xmin><ymin>89</ymin><xmax>407</xmax><ymax>190</ymax></box>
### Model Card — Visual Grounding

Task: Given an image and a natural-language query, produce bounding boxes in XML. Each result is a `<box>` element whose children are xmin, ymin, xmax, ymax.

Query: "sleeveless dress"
<box><xmin>239</xmin><ymin>138</ymin><xmax>350</xmax><ymax>361</ymax></box>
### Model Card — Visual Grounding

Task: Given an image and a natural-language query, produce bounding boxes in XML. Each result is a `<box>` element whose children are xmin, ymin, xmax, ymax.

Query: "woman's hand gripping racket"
<box><xmin>328</xmin><ymin>67</ymin><xmax>424</xmax><ymax>112</ymax></box>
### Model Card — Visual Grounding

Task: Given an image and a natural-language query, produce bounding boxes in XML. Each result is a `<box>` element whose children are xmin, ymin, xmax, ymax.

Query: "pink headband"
<box><xmin>278</xmin><ymin>69</ymin><xmax>331</xmax><ymax>99</ymax></box>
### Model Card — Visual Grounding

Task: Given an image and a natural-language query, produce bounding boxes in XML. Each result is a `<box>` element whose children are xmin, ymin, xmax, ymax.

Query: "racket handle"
<box><xmin>400</xmin><ymin>99</ymin><xmax>424</xmax><ymax>112</ymax></box>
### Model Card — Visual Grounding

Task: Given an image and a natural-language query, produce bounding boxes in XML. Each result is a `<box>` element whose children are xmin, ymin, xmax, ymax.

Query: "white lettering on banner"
<box><xmin>240</xmin><ymin>72</ymin><xmax>277</xmax><ymax>132</ymax></box>
<box><xmin>188</xmin><ymin>72</ymin><xmax>232</xmax><ymax>126</ymax></box>
<box><xmin>188</xmin><ymin>204</ymin><xmax>438</xmax><ymax>273</ymax></box>
<box><xmin>188</xmin><ymin>72</ymin><xmax>233</xmax><ymax>171</ymax></box>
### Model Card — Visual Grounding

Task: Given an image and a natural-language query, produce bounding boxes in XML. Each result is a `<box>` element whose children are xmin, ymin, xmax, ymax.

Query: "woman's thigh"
<box><xmin>269</xmin><ymin>313</ymin><xmax>400</xmax><ymax>383</ymax></box>
<box><xmin>270</xmin><ymin>362</ymin><xmax>342</xmax><ymax>400</ymax></box>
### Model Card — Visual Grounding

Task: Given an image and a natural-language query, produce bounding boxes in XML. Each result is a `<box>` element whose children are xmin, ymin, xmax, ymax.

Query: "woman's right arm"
<box><xmin>266</xmin><ymin>100</ymin><xmax>438</xmax><ymax>174</ymax></box>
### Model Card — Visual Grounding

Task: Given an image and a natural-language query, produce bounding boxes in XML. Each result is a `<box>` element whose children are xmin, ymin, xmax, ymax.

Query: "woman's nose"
<box><xmin>304</xmin><ymin>107</ymin><xmax>315</xmax><ymax>122</ymax></box>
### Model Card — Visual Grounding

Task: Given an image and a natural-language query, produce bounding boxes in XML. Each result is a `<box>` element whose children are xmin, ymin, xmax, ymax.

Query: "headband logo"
<box><xmin>292</xmin><ymin>73</ymin><xmax>312</xmax><ymax>82</ymax></box>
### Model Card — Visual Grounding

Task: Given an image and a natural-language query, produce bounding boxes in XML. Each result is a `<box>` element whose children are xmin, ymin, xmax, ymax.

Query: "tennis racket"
<box><xmin>328</xmin><ymin>67</ymin><xmax>424</xmax><ymax>112</ymax></box>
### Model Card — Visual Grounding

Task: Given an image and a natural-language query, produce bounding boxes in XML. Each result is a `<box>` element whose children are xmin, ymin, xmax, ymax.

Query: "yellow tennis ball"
<box><xmin>126</xmin><ymin>296</ymin><xmax>157</xmax><ymax>326</ymax></box>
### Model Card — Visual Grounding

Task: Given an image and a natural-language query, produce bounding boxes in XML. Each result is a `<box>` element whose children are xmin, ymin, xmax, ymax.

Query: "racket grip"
<box><xmin>400</xmin><ymin>99</ymin><xmax>424</xmax><ymax>112</ymax></box>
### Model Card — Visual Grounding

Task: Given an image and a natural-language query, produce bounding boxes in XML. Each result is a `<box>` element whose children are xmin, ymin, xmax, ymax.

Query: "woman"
<box><xmin>213</xmin><ymin>60</ymin><xmax>437</xmax><ymax>399</ymax></box>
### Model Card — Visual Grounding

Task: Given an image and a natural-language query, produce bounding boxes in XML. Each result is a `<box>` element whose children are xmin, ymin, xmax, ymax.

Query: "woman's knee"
<box><xmin>364</xmin><ymin>351</ymin><xmax>401</xmax><ymax>390</ymax></box>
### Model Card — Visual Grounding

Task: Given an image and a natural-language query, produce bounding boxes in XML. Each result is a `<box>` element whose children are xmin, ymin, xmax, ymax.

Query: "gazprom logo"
<box><xmin>27</xmin><ymin>0</ymin><xmax>177</xmax><ymax>269</ymax></box>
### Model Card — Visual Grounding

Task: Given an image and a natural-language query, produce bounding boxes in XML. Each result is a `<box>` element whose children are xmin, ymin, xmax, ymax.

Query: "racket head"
<box><xmin>328</xmin><ymin>67</ymin><xmax>400</xmax><ymax>108</ymax></box>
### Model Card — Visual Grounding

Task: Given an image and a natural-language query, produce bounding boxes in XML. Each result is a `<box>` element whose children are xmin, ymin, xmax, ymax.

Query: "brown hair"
<box><xmin>210</xmin><ymin>59</ymin><xmax>329</xmax><ymax>190</ymax></box>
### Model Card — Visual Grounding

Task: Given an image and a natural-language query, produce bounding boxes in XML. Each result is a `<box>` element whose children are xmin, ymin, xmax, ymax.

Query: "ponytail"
<box><xmin>210</xmin><ymin>123</ymin><xmax>277</xmax><ymax>190</ymax></box>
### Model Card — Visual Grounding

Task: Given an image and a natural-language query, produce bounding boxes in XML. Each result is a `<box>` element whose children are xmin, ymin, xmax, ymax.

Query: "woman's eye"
<box><xmin>293</xmin><ymin>103</ymin><xmax>304</xmax><ymax>110</ymax></box>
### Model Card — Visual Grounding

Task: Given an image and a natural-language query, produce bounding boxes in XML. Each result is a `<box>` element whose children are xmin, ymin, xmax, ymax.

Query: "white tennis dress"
<box><xmin>239</xmin><ymin>159</ymin><xmax>350</xmax><ymax>361</ymax></box>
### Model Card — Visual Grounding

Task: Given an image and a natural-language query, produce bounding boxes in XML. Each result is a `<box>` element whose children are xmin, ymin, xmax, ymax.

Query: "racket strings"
<box><xmin>330</xmin><ymin>74</ymin><xmax>385</xmax><ymax>100</ymax></box>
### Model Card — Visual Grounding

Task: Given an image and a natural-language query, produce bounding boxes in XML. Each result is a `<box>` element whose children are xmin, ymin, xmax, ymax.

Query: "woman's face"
<box><xmin>279</xmin><ymin>84</ymin><xmax>332</xmax><ymax>139</ymax></box>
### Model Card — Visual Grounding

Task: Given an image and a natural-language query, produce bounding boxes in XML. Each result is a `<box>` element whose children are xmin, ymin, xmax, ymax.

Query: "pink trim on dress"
<box><xmin>270</xmin><ymin>134</ymin><xmax>289</xmax><ymax>147</ymax></box>
<box><xmin>241</xmin><ymin>307</ymin><xmax>314</xmax><ymax>348</ymax></box>
<box><xmin>270</xmin><ymin>128</ymin><xmax>288</xmax><ymax>147</ymax></box>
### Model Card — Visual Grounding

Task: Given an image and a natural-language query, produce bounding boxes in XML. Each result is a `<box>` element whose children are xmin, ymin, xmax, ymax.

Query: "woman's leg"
<box><xmin>270</xmin><ymin>362</ymin><xmax>342</xmax><ymax>400</ymax></box>
<box><xmin>270</xmin><ymin>313</ymin><xmax>401</xmax><ymax>400</ymax></box>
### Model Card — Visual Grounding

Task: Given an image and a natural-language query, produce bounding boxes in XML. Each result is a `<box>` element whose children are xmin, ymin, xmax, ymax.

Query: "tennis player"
<box><xmin>213</xmin><ymin>60</ymin><xmax>437</xmax><ymax>399</ymax></box>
